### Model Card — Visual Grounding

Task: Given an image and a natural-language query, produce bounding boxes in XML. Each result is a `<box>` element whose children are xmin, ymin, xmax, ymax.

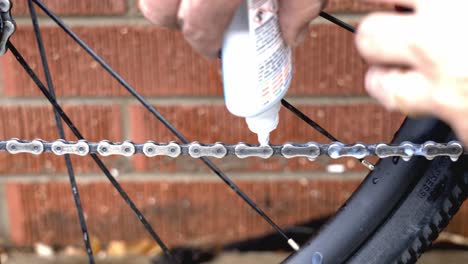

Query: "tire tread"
<box><xmin>397</xmin><ymin>180</ymin><xmax>467</xmax><ymax>264</ymax></box>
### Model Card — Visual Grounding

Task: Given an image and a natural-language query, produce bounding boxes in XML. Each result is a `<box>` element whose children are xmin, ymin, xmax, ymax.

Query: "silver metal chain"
<box><xmin>1</xmin><ymin>139</ymin><xmax>465</xmax><ymax>163</ymax></box>
<box><xmin>0</xmin><ymin>0</ymin><xmax>15</xmax><ymax>55</ymax></box>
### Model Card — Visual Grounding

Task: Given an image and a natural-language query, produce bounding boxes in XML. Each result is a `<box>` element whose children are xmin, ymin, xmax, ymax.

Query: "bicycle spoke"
<box><xmin>281</xmin><ymin>99</ymin><xmax>339</xmax><ymax>142</ymax></box>
<box><xmin>281</xmin><ymin>14</ymin><xmax>374</xmax><ymax>169</ymax></box>
<box><xmin>31</xmin><ymin>0</ymin><xmax>300</xmax><ymax>251</ymax></box>
<box><xmin>281</xmin><ymin>12</ymin><xmax>355</xmax><ymax>138</ymax></box>
<box><xmin>7</xmin><ymin>42</ymin><xmax>176</xmax><ymax>263</ymax></box>
<box><xmin>27</xmin><ymin>2</ymin><xmax>95</xmax><ymax>263</ymax></box>
<box><xmin>281</xmin><ymin>100</ymin><xmax>374</xmax><ymax>170</ymax></box>
<box><xmin>320</xmin><ymin>12</ymin><xmax>356</xmax><ymax>33</ymax></box>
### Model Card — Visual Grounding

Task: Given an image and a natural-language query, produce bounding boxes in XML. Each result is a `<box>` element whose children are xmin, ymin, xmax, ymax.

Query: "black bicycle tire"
<box><xmin>349</xmin><ymin>140</ymin><xmax>467</xmax><ymax>264</ymax></box>
<box><xmin>283</xmin><ymin>117</ymin><xmax>467</xmax><ymax>264</ymax></box>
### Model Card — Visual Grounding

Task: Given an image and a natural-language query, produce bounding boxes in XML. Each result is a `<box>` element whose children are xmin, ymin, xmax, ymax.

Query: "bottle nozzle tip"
<box><xmin>257</xmin><ymin>132</ymin><xmax>270</xmax><ymax>146</ymax></box>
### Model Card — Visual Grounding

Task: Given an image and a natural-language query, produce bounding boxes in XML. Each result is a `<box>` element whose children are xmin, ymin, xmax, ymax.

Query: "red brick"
<box><xmin>0</xmin><ymin>105</ymin><xmax>122</xmax><ymax>174</ymax></box>
<box><xmin>2</xmin><ymin>25</ymin><xmax>220</xmax><ymax>97</ymax></box>
<box><xmin>292</xmin><ymin>23</ymin><xmax>366</xmax><ymax>96</ymax></box>
<box><xmin>129</xmin><ymin>103</ymin><xmax>404</xmax><ymax>172</ymax></box>
<box><xmin>3</xmin><ymin>24</ymin><xmax>366</xmax><ymax>97</ymax></box>
<box><xmin>12</xmin><ymin>0</ymin><xmax>127</xmax><ymax>16</ymax></box>
<box><xmin>6</xmin><ymin>184</ymin><xmax>25</xmax><ymax>246</ymax></box>
<box><xmin>326</xmin><ymin>0</ymin><xmax>392</xmax><ymax>12</ymax></box>
<box><xmin>6</xmin><ymin>179</ymin><xmax>360</xmax><ymax>246</ymax></box>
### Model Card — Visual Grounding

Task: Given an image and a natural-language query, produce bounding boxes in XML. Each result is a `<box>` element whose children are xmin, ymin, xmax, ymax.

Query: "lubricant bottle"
<box><xmin>221</xmin><ymin>0</ymin><xmax>292</xmax><ymax>145</ymax></box>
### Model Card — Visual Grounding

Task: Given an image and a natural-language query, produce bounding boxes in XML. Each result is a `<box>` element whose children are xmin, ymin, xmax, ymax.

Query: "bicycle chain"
<box><xmin>0</xmin><ymin>0</ymin><xmax>15</xmax><ymax>55</ymax></box>
<box><xmin>0</xmin><ymin>3</ymin><xmax>462</xmax><ymax>163</ymax></box>
<box><xmin>1</xmin><ymin>139</ymin><xmax>465</xmax><ymax>163</ymax></box>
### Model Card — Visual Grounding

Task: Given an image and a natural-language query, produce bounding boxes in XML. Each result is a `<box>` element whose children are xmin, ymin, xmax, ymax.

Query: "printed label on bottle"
<box><xmin>248</xmin><ymin>0</ymin><xmax>292</xmax><ymax>106</ymax></box>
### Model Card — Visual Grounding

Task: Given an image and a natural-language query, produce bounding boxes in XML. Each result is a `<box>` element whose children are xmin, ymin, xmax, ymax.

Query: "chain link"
<box><xmin>0</xmin><ymin>0</ymin><xmax>15</xmax><ymax>55</ymax></box>
<box><xmin>1</xmin><ymin>139</ymin><xmax>465</xmax><ymax>162</ymax></box>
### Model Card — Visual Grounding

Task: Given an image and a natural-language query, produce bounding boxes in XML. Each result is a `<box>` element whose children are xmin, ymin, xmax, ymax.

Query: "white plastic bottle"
<box><xmin>221</xmin><ymin>0</ymin><xmax>293</xmax><ymax>146</ymax></box>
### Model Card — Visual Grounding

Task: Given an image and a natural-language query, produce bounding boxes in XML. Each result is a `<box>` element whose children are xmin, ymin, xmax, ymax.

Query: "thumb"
<box><xmin>278</xmin><ymin>0</ymin><xmax>326</xmax><ymax>46</ymax></box>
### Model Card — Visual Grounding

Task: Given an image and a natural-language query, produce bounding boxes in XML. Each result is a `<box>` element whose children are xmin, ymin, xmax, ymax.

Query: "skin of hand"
<box><xmin>139</xmin><ymin>0</ymin><xmax>328</xmax><ymax>58</ymax></box>
<box><xmin>356</xmin><ymin>0</ymin><xmax>468</xmax><ymax>145</ymax></box>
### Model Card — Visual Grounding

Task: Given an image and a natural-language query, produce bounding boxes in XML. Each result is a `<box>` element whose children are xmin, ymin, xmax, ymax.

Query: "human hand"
<box><xmin>356</xmin><ymin>0</ymin><xmax>468</xmax><ymax>145</ymax></box>
<box><xmin>139</xmin><ymin>0</ymin><xmax>327</xmax><ymax>58</ymax></box>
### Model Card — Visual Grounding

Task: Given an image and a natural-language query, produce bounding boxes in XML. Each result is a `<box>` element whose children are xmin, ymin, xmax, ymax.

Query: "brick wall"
<box><xmin>0</xmin><ymin>0</ymin><xmax>465</xmax><ymax>248</ymax></box>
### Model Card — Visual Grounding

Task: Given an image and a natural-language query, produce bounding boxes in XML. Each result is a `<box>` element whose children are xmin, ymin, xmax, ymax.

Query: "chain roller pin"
<box><xmin>281</xmin><ymin>142</ymin><xmax>320</xmax><ymax>160</ymax></box>
<box><xmin>97</xmin><ymin>141</ymin><xmax>135</xmax><ymax>157</ymax></box>
<box><xmin>328</xmin><ymin>142</ymin><xmax>369</xmax><ymax>159</ymax></box>
<box><xmin>188</xmin><ymin>142</ymin><xmax>227</xmax><ymax>159</ymax></box>
<box><xmin>52</xmin><ymin>140</ymin><xmax>89</xmax><ymax>156</ymax></box>
<box><xmin>235</xmin><ymin>143</ymin><xmax>273</xmax><ymax>159</ymax></box>
<box><xmin>422</xmin><ymin>141</ymin><xmax>463</xmax><ymax>161</ymax></box>
<box><xmin>6</xmin><ymin>138</ymin><xmax>44</xmax><ymax>155</ymax></box>
<box><xmin>376</xmin><ymin>141</ymin><xmax>416</xmax><ymax>161</ymax></box>
<box><xmin>143</xmin><ymin>141</ymin><xmax>181</xmax><ymax>158</ymax></box>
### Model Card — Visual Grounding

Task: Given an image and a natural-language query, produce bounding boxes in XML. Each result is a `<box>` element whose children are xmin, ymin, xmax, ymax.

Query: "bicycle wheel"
<box><xmin>1</xmin><ymin>1</ymin><xmax>466</xmax><ymax>264</ymax></box>
<box><xmin>285</xmin><ymin>118</ymin><xmax>467</xmax><ymax>263</ymax></box>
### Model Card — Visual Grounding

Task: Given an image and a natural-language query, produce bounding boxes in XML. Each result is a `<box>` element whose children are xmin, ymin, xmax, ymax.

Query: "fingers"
<box><xmin>362</xmin><ymin>0</ymin><xmax>419</xmax><ymax>9</ymax></box>
<box><xmin>178</xmin><ymin>0</ymin><xmax>242</xmax><ymax>58</ymax></box>
<box><xmin>356</xmin><ymin>13</ymin><xmax>418</xmax><ymax>66</ymax></box>
<box><xmin>140</xmin><ymin>0</ymin><xmax>325</xmax><ymax>57</ymax></box>
<box><xmin>278</xmin><ymin>0</ymin><xmax>326</xmax><ymax>46</ymax></box>
<box><xmin>139</xmin><ymin>0</ymin><xmax>181</xmax><ymax>28</ymax></box>
<box><xmin>365</xmin><ymin>66</ymin><xmax>433</xmax><ymax>115</ymax></box>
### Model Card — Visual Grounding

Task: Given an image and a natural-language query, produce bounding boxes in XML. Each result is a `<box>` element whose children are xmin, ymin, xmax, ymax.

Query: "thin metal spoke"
<box><xmin>280</xmin><ymin>14</ymin><xmax>374</xmax><ymax>168</ymax></box>
<box><xmin>27</xmin><ymin>1</ymin><xmax>95</xmax><ymax>263</ymax></box>
<box><xmin>6</xmin><ymin>42</ymin><xmax>176</xmax><ymax>263</ymax></box>
<box><xmin>31</xmin><ymin>0</ymin><xmax>299</xmax><ymax>249</ymax></box>
<box><xmin>281</xmin><ymin>100</ymin><xmax>374</xmax><ymax>170</ymax></box>
<box><xmin>320</xmin><ymin>12</ymin><xmax>356</xmax><ymax>33</ymax></box>
<box><xmin>281</xmin><ymin>99</ymin><xmax>339</xmax><ymax>142</ymax></box>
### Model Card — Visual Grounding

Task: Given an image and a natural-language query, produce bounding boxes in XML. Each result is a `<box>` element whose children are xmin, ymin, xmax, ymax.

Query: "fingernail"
<box><xmin>381</xmin><ymin>73</ymin><xmax>403</xmax><ymax>111</ymax></box>
<box><xmin>365</xmin><ymin>67</ymin><xmax>379</xmax><ymax>94</ymax></box>
<box><xmin>355</xmin><ymin>33</ymin><xmax>370</xmax><ymax>53</ymax></box>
